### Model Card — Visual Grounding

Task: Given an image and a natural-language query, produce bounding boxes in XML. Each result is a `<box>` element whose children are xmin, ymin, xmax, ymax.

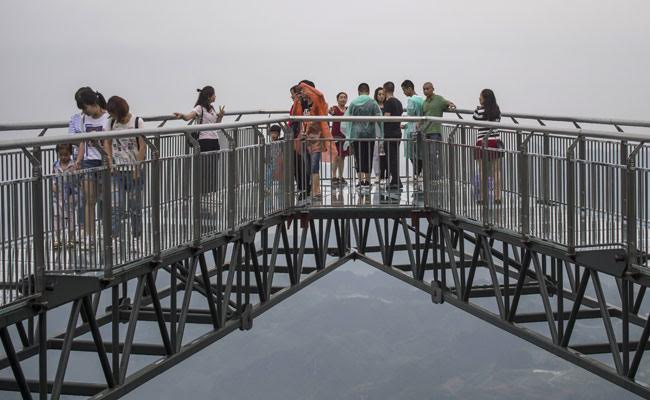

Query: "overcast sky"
<box><xmin>1</xmin><ymin>1</ymin><xmax>649</xmax><ymax>123</ymax></box>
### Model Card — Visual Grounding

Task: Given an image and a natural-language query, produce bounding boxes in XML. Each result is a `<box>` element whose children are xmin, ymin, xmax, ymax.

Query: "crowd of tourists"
<box><xmin>50</xmin><ymin>81</ymin><xmax>502</xmax><ymax>250</ymax></box>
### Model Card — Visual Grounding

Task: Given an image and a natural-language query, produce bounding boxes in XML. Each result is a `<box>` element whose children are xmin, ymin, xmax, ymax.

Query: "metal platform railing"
<box><xmin>0</xmin><ymin>112</ymin><xmax>648</xmax><ymax>310</ymax></box>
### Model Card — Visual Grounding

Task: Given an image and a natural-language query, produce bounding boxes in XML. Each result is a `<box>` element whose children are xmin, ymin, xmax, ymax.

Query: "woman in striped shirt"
<box><xmin>473</xmin><ymin>89</ymin><xmax>503</xmax><ymax>204</ymax></box>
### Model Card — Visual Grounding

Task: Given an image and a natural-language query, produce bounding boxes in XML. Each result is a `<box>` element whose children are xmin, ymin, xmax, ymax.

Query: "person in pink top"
<box><xmin>329</xmin><ymin>92</ymin><xmax>349</xmax><ymax>185</ymax></box>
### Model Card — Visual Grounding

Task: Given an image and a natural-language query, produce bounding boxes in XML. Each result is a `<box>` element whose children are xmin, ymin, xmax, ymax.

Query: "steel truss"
<box><xmin>1</xmin><ymin>210</ymin><xmax>650</xmax><ymax>399</ymax></box>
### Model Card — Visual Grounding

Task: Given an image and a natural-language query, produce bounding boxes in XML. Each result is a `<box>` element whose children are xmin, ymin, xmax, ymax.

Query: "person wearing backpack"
<box><xmin>104</xmin><ymin>96</ymin><xmax>146</xmax><ymax>247</ymax></box>
<box><xmin>174</xmin><ymin>86</ymin><xmax>226</xmax><ymax>195</ymax></box>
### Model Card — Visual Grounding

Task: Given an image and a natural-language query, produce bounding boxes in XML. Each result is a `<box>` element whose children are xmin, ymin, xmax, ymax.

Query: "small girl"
<box><xmin>52</xmin><ymin>143</ymin><xmax>78</xmax><ymax>249</ymax></box>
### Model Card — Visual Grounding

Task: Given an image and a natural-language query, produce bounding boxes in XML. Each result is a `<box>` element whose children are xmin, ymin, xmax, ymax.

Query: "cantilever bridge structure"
<box><xmin>0</xmin><ymin>109</ymin><xmax>649</xmax><ymax>399</ymax></box>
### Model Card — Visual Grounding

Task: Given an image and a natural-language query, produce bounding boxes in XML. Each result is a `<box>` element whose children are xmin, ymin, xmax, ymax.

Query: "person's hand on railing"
<box><xmin>447</xmin><ymin>102</ymin><xmax>457</xmax><ymax>112</ymax></box>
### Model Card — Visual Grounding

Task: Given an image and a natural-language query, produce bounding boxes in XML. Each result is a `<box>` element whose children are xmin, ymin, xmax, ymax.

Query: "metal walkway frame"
<box><xmin>0</xmin><ymin>110</ymin><xmax>649</xmax><ymax>399</ymax></box>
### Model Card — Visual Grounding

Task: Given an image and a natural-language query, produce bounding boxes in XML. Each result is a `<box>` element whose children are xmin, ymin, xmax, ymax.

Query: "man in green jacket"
<box><xmin>342</xmin><ymin>83</ymin><xmax>384</xmax><ymax>189</ymax></box>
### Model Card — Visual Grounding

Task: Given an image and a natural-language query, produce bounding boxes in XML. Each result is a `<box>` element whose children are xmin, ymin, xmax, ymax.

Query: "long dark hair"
<box><xmin>76</xmin><ymin>87</ymin><xmax>107</xmax><ymax>110</ymax></box>
<box><xmin>481</xmin><ymin>89</ymin><xmax>500</xmax><ymax>121</ymax></box>
<box><xmin>374</xmin><ymin>87</ymin><xmax>385</xmax><ymax>104</ymax></box>
<box><xmin>195</xmin><ymin>86</ymin><xmax>215</xmax><ymax>111</ymax></box>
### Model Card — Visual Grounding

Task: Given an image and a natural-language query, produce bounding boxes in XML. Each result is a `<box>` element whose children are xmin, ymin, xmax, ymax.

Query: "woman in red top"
<box><xmin>329</xmin><ymin>92</ymin><xmax>348</xmax><ymax>185</ymax></box>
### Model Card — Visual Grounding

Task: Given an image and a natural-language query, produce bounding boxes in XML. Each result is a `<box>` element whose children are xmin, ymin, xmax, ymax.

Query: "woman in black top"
<box><xmin>473</xmin><ymin>89</ymin><xmax>503</xmax><ymax>204</ymax></box>
<box><xmin>373</xmin><ymin>87</ymin><xmax>387</xmax><ymax>184</ymax></box>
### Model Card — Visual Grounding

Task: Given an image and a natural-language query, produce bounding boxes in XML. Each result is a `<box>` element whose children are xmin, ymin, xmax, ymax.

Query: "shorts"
<box><xmin>474</xmin><ymin>138</ymin><xmax>504</xmax><ymax>160</ymax></box>
<box><xmin>310</xmin><ymin>151</ymin><xmax>321</xmax><ymax>173</ymax></box>
<box><xmin>81</xmin><ymin>159</ymin><xmax>102</xmax><ymax>169</ymax></box>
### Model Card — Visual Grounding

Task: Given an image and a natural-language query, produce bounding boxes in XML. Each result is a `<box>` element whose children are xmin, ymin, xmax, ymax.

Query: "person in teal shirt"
<box><xmin>342</xmin><ymin>83</ymin><xmax>384</xmax><ymax>188</ymax></box>
<box><xmin>401</xmin><ymin>80</ymin><xmax>424</xmax><ymax>177</ymax></box>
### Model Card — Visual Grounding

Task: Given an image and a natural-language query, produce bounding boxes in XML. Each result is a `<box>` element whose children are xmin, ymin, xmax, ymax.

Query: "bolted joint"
<box><xmin>239</xmin><ymin>304</ymin><xmax>253</xmax><ymax>331</ymax></box>
<box><xmin>431</xmin><ymin>280</ymin><xmax>444</xmax><ymax>304</ymax></box>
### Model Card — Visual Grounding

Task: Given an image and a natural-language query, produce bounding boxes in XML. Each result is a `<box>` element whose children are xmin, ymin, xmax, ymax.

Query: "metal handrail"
<box><xmin>1</xmin><ymin>115</ymin><xmax>648</xmax><ymax>151</ymax></box>
<box><xmin>1</xmin><ymin>107</ymin><xmax>649</xmax><ymax>133</ymax></box>
<box><xmin>0</xmin><ymin>110</ymin><xmax>288</xmax><ymax>133</ymax></box>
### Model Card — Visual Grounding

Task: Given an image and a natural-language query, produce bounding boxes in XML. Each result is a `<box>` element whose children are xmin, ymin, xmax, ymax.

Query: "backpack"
<box><xmin>110</xmin><ymin>116</ymin><xmax>143</xmax><ymax>150</ymax></box>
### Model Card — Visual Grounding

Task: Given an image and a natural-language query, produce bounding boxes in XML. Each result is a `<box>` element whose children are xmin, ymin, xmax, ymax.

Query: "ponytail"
<box><xmin>194</xmin><ymin>86</ymin><xmax>215</xmax><ymax>111</ymax></box>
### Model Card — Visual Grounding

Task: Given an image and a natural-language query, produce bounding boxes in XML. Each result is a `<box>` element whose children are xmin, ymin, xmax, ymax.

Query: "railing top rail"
<box><xmin>0</xmin><ymin>117</ymin><xmax>290</xmax><ymax>150</ymax></box>
<box><xmin>452</xmin><ymin>108</ymin><xmax>650</xmax><ymax>128</ymax></box>
<box><xmin>291</xmin><ymin>116</ymin><xmax>650</xmax><ymax>142</ymax></box>
<box><xmin>2</xmin><ymin>107</ymin><xmax>650</xmax><ymax>133</ymax></box>
<box><xmin>1</xmin><ymin>115</ymin><xmax>649</xmax><ymax>151</ymax></box>
<box><xmin>0</xmin><ymin>110</ymin><xmax>289</xmax><ymax>132</ymax></box>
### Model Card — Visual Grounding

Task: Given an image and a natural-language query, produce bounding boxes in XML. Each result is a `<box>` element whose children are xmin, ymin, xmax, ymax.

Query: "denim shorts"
<box><xmin>81</xmin><ymin>159</ymin><xmax>102</xmax><ymax>169</ymax></box>
<box><xmin>310</xmin><ymin>151</ymin><xmax>321</xmax><ymax>173</ymax></box>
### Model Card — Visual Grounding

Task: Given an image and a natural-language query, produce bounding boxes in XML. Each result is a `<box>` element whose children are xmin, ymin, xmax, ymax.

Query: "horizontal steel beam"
<box><xmin>0</xmin><ymin>378</ymin><xmax>103</xmax><ymax>397</ymax></box>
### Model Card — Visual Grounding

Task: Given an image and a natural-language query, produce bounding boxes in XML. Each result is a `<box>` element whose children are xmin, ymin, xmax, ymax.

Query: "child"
<box><xmin>266</xmin><ymin>125</ymin><xmax>283</xmax><ymax>193</ymax></box>
<box><xmin>52</xmin><ymin>143</ymin><xmax>78</xmax><ymax>249</ymax></box>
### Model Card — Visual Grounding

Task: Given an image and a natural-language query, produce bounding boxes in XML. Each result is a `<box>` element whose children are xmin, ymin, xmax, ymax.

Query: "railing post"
<box><xmin>621</xmin><ymin>140</ymin><xmax>628</xmax><ymax>240</ymax></box>
<box><xmin>253</xmin><ymin>127</ymin><xmax>266</xmax><ymax>220</ymax></box>
<box><xmin>541</xmin><ymin>133</ymin><xmax>551</xmax><ymax>238</ymax></box>
<box><xmin>578</xmin><ymin>136</ymin><xmax>587</xmax><ymax>246</ymax></box>
<box><xmin>518</xmin><ymin>131</ymin><xmax>531</xmax><ymax>238</ymax></box>
<box><xmin>143</xmin><ymin>137</ymin><xmax>161</xmax><ymax>261</ymax></box>
<box><xmin>224</xmin><ymin>129</ymin><xmax>238</xmax><ymax>231</ymax></box>
<box><xmin>566</xmin><ymin>136</ymin><xmax>580</xmax><ymax>253</ymax></box>
<box><xmin>625</xmin><ymin>144</ymin><xmax>644</xmax><ymax>268</ymax></box>
<box><xmin>417</xmin><ymin>132</ymin><xmax>429</xmax><ymax>207</ymax></box>
<box><xmin>21</xmin><ymin>147</ymin><xmax>45</xmax><ymax>296</ymax></box>
<box><xmin>280</xmin><ymin>122</ymin><xmax>295</xmax><ymax>209</ymax></box>
<box><xmin>448</xmin><ymin>128</ymin><xmax>457</xmax><ymax>217</ymax></box>
<box><xmin>481</xmin><ymin>131</ymin><xmax>490</xmax><ymax>227</ymax></box>
<box><xmin>96</xmin><ymin>144</ymin><xmax>113</xmax><ymax>278</ymax></box>
<box><xmin>185</xmin><ymin>133</ymin><xmax>201</xmax><ymax>248</ymax></box>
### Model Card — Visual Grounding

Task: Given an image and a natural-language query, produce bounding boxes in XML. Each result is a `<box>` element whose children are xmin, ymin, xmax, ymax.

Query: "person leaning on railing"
<box><xmin>103</xmin><ymin>96</ymin><xmax>146</xmax><ymax>246</ymax></box>
<box><xmin>472</xmin><ymin>89</ymin><xmax>503</xmax><ymax>204</ymax></box>
<box><xmin>173</xmin><ymin>86</ymin><xmax>225</xmax><ymax>195</ymax></box>
<box><xmin>420</xmin><ymin>82</ymin><xmax>456</xmax><ymax>182</ymax></box>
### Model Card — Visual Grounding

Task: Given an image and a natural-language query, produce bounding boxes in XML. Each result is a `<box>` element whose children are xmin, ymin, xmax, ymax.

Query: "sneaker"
<box><xmin>339</xmin><ymin>178</ymin><xmax>347</xmax><ymax>185</ymax></box>
<box><xmin>52</xmin><ymin>240</ymin><xmax>62</xmax><ymax>250</ymax></box>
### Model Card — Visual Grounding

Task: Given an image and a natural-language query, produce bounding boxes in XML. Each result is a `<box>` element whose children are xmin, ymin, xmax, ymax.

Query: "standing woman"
<box><xmin>74</xmin><ymin>89</ymin><xmax>108</xmax><ymax>249</ymax></box>
<box><xmin>174</xmin><ymin>86</ymin><xmax>225</xmax><ymax>152</ymax></box>
<box><xmin>373</xmin><ymin>87</ymin><xmax>387</xmax><ymax>184</ymax></box>
<box><xmin>329</xmin><ymin>92</ymin><xmax>348</xmax><ymax>185</ymax></box>
<box><xmin>104</xmin><ymin>96</ymin><xmax>146</xmax><ymax>245</ymax></box>
<box><xmin>473</xmin><ymin>88</ymin><xmax>503</xmax><ymax>204</ymax></box>
<box><xmin>174</xmin><ymin>86</ymin><xmax>225</xmax><ymax>194</ymax></box>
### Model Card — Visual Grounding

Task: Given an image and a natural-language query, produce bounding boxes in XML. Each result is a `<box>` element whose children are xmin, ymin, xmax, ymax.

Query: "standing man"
<box><xmin>382</xmin><ymin>81</ymin><xmax>404</xmax><ymax>190</ymax></box>
<box><xmin>421</xmin><ymin>82</ymin><xmax>456</xmax><ymax>180</ymax></box>
<box><xmin>341</xmin><ymin>83</ymin><xmax>383</xmax><ymax>190</ymax></box>
<box><xmin>401</xmin><ymin>80</ymin><xmax>424</xmax><ymax>180</ymax></box>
